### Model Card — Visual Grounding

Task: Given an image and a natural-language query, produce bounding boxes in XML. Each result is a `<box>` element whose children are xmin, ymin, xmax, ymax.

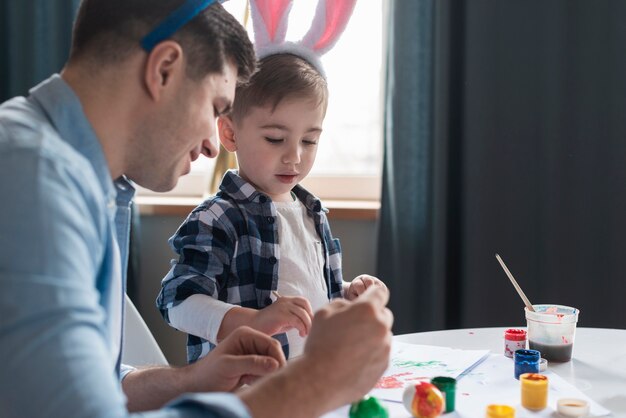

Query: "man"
<box><xmin>0</xmin><ymin>1</ymin><xmax>393</xmax><ymax>417</ymax></box>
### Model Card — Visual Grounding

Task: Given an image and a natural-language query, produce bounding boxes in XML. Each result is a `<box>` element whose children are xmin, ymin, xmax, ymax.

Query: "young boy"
<box><xmin>157</xmin><ymin>53</ymin><xmax>387</xmax><ymax>363</ymax></box>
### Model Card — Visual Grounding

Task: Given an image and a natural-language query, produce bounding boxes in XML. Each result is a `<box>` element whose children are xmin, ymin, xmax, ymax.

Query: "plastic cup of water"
<box><xmin>525</xmin><ymin>304</ymin><xmax>579</xmax><ymax>362</ymax></box>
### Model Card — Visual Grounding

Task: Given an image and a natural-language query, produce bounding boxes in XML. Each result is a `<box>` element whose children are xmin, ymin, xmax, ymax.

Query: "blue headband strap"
<box><xmin>141</xmin><ymin>0</ymin><xmax>217</xmax><ymax>52</ymax></box>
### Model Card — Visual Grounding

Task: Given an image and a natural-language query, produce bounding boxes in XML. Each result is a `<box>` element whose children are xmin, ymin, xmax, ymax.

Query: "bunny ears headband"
<box><xmin>139</xmin><ymin>0</ymin><xmax>356</xmax><ymax>79</ymax></box>
<box><xmin>250</xmin><ymin>0</ymin><xmax>357</xmax><ymax>78</ymax></box>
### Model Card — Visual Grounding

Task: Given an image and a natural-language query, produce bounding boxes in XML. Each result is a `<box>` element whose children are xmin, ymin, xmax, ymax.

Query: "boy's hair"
<box><xmin>230</xmin><ymin>53</ymin><xmax>328</xmax><ymax>123</ymax></box>
<box><xmin>69</xmin><ymin>0</ymin><xmax>256</xmax><ymax>83</ymax></box>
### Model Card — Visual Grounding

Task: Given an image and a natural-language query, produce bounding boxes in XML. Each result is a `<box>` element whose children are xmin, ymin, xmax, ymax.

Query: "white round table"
<box><xmin>394</xmin><ymin>327</ymin><xmax>626</xmax><ymax>415</ymax></box>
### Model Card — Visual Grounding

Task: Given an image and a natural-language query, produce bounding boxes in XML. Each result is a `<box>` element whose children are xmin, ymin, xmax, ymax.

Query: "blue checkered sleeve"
<box><xmin>157</xmin><ymin>202</ymin><xmax>237</xmax><ymax>322</ymax></box>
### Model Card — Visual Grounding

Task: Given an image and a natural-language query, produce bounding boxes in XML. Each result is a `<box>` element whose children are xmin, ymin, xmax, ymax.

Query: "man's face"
<box><xmin>230</xmin><ymin>97</ymin><xmax>325</xmax><ymax>202</ymax></box>
<box><xmin>129</xmin><ymin>62</ymin><xmax>237</xmax><ymax>192</ymax></box>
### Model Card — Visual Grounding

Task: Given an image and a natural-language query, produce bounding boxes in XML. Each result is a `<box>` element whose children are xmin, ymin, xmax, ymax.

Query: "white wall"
<box><xmin>135</xmin><ymin>214</ymin><xmax>379</xmax><ymax>365</ymax></box>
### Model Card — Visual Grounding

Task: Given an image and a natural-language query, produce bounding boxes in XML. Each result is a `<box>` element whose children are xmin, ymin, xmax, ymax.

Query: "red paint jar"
<box><xmin>504</xmin><ymin>328</ymin><xmax>527</xmax><ymax>358</ymax></box>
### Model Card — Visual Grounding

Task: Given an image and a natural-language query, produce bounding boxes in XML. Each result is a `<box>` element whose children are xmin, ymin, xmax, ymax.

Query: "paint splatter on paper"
<box><xmin>370</xmin><ymin>342</ymin><xmax>490</xmax><ymax>402</ymax></box>
<box><xmin>375</xmin><ymin>373</ymin><xmax>413</xmax><ymax>389</ymax></box>
<box><xmin>392</xmin><ymin>359</ymin><xmax>444</xmax><ymax>368</ymax></box>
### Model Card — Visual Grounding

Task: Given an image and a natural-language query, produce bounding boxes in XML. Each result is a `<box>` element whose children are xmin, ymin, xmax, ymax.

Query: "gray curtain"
<box><xmin>378</xmin><ymin>0</ymin><xmax>626</xmax><ymax>334</ymax></box>
<box><xmin>0</xmin><ymin>0</ymin><xmax>79</xmax><ymax>101</ymax></box>
<box><xmin>378</xmin><ymin>0</ymin><xmax>457</xmax><ymax>334</ymax></box>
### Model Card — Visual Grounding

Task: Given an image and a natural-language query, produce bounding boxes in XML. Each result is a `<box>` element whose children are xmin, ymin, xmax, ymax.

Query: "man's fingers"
<box><xmin>231</xmin><ymin>327</ymin><xmax>287</xmax><ymax>367</ymax></box>
<box><xmin>223</xmin><ymin>354</ymin><xmax>281</xmax><ymax>379</ymax></box>
<box><xmin>381</xmin><ymin>306</ymin><xmax>394</xmax><ymax>329</ymax></box>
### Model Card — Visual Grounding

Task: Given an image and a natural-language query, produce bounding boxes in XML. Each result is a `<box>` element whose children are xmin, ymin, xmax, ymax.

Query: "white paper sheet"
<box><xmin>322</xmin><ymin>348</ymin><xmax>612</xmax><ymax>418</ymax></box>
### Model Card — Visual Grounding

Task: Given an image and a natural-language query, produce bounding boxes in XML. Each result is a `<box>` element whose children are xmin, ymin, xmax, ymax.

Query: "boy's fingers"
<box><xmin>290</xmin><ymin>296</ymin><xmax>314</xmax><ymax>317</ymax></box>
<box><xmin>290</xmin><ymin>306</ymin><xmax>312</xmax><ymax>336</ymax></box>
<box><xmin>355</xmin><ymin>285</ymin><xmax>389</xmax><ymax>308</ymax></box>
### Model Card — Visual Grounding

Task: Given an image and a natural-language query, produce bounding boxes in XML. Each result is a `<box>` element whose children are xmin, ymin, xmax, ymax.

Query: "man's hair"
<box><xmin>230</xmin><ymin>53</ymin><xmax>328</xmax><ymax>123</ymax></box>
<box><xmin>69</xmin><ymin>0</ymin><xmax>256</xmax><ymax>82</ymax></box>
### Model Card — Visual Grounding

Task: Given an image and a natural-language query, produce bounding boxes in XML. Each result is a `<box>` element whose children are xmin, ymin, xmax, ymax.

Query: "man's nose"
<box><xmin>201</xmin><ymin>135</ymin><xmax>219</xmax><ymax>159</ymax></box>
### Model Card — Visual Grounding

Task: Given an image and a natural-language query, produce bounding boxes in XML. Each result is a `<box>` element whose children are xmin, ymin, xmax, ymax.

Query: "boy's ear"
<box><xmin>218</xmin><ymin>115</ymin><xmax>238</xmax><ymax>152</ymax></box>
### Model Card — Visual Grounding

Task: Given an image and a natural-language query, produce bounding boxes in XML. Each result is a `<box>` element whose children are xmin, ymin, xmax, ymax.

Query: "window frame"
<box><xmin>135</xmin><ymin>0</ymin><xmax>386</xmax><ymax>203</ymax></box>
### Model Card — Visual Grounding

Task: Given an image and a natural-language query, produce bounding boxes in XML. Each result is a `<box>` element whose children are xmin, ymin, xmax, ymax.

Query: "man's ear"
<box><xmin>218</xmin><ymin>116</ymin><xmax>238</xmax><ymax>152</ymax></box>
<box><xmin>143</xmin><ymin>41</ymin><xmax>184</xmax><ymax>101</ymax></box>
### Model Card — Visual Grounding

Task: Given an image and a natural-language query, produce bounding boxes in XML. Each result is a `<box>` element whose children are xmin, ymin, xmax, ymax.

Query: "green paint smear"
<box><xmin>393</xmin><ymin>360</ymin><xmax>443</xmax><ymax>368</ymax></box>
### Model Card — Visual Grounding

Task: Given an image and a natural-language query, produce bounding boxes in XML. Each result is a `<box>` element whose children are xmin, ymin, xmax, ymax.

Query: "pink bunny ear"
<box><xmin>250</xmin><ymin>0</ymin><xmax>293</xmax><ymax>51</ymax></box>
<box><xmin>299</xmin><ymin>0</ymin><xmax>357</xmax><ymax>56</ymax></box>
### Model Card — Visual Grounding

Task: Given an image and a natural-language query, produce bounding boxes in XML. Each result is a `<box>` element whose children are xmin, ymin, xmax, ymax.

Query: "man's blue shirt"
<box><xmin>0</xmin><ymin>75</ymin><xmax>250</xmax><ymax>418</ymax></box>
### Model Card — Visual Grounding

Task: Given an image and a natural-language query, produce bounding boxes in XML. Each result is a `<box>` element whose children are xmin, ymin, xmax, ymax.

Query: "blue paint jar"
<box><xmin>514</xmin><ymin>349</ymin><xmax>540</xmax><ymax>379</ymax></box>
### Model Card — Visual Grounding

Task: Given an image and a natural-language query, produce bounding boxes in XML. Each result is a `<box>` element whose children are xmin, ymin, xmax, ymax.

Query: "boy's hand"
<box><xmin>251</xmin><ymin>295</ymin><xmax>314</xmax><ymax>337</ymax></box>
<box><xmin>344</xmin><ymin>274</ymin><xmax>388</xmax><ymax>301</ymax></box>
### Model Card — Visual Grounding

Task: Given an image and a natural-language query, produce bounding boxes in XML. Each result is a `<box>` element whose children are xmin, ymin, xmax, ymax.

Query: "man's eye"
<box><xmin>264</xmin><ymin>137</ymin><xmax>283</xmax><ymax>143</ymax></box>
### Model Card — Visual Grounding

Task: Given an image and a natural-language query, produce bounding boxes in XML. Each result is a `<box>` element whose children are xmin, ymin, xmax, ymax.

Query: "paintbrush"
<box><xmin>495</xmin><ymin>253</ymin><xmax>535</xmax><ymax>312</ymax></box>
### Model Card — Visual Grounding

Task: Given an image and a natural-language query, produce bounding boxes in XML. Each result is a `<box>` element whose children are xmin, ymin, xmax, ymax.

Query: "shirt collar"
<box><xmin>29</xmin><ymin>74</ymin><xmax>117</xmax><ymax>204</ymax></box>
<box><xmin>219</xmin><ymin>169</ymin><xmax>325</xmax><ymax>213</ymax></box>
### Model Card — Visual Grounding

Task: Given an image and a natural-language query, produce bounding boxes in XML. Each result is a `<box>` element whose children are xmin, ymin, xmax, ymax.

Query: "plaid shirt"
<box><xmin>157</xmin><ymin>170</ymin><xmax>344</xmax><ymax>363</ymax></box>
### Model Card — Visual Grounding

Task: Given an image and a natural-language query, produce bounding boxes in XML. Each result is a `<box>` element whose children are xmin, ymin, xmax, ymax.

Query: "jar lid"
<box><xmin>431</xmin><ymin>376</ymin><xmax>456</xmax><ymax>389</ymax></box>
<box><xmin>485</xmin><ymin>404</ymin><xmax>515</xmax><ymax>418</ymax></box>
<box><xmin>557</xmin><ymin>398</ymin><xmax>589</xmax><ymax>417</ymax></box>
<box><xmin>504</xmin><ymin>328</ymin><xmax>527</xmax><ymax>341</ymax></box>
<box><xmin>515</xmin><ymin>349</ymin><xmax>541</xmax><ymax>360</ymax></box>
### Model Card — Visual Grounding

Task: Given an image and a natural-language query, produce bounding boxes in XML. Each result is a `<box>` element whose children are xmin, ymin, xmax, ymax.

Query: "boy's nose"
<box><xmin>282</xmin><ymin>145</ymin><xmax>301</xmax><ymax>164</ymax></box>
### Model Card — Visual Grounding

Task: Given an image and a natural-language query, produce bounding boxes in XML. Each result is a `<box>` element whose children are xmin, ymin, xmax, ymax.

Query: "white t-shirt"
<box><xmin>274</xmin><ymin>198</ymin><xmax>329</xmax><ymax>358</ymax></box>
<box><xmin>168</xmin><ymin>198</ymin><xmax>329</xmax><ymax>358</ymax></box>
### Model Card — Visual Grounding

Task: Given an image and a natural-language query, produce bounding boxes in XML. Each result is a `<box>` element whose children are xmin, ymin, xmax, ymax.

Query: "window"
<box><xmin>137</xmin><ymin>0</ymin><xmax>384</xmax><ymax>201</ymax></box>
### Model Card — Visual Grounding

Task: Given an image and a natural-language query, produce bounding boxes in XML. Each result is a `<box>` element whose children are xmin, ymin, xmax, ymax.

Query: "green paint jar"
<box><xmin>349</xmin><ymin>396</ymin><xmax>389</xmax><ymax>418</ymax></box>
<box><xmin>431</xmin><ymin>376</ymin><xmax>456</xmax><ymax>413</ymax></box>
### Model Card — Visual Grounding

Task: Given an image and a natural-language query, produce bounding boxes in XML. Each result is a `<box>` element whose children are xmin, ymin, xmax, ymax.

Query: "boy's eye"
<box><xmin>303</xmin><ymin>139</ymin><xmax>318</xmax><ymax>145</ymax></box>
<box><xmin>264</xmin><ymin>137</ymin><xmax>283</xmax><ymax>143</ymax></box>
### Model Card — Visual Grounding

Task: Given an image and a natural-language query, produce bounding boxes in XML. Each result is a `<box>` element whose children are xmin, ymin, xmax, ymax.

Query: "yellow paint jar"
<box><xmin>520</xmin><ymin>373</ymin><xmax>548</xmax><ymax>410</ymax></box>
<box><xmin>485</xmin><ymin>404</ymin><xmax>515</xmax><ymax>417</ymax></box>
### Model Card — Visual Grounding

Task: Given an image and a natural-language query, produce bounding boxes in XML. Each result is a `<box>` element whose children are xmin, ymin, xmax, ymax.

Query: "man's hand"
<box><xmin>343</xmin><ymin>274</ymin><xmax>389</xmax><ymax>301</ymax></box>
<box><xmin>304</xmin><ymin>286</ymin><xmax>393</xmax><ymax>407</ymax></box>
<box><xmin>123</xmin><ymin>326</ymin><xmax>286</xmax><ymax>412</ymax></box>
<box><xmin>185</xmin><ymin>326</ymin><xmax>286</xmax><ymax>392</ymax></box>
<box><xmin>239</xmin><ymin>286</ymin><xmax>393</xmax><ymax>418</ymax></box>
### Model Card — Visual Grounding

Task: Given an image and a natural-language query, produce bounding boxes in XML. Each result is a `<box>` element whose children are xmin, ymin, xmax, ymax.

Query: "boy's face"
<box><xmin>226</xmin><ymin>97</ymin><xmax>325</xmax><ymax>202</ymax></box>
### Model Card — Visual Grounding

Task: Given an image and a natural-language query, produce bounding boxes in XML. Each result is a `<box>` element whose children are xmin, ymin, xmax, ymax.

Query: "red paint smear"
<box><xmin>468</xmin><ymin>332</ymin><xmax>475</xmax><ymax>335</ymax></box>
<box><xmin>375</xmin><ymin>372</ymin><xmax>413</xmax><ymax>389</ymax></box>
